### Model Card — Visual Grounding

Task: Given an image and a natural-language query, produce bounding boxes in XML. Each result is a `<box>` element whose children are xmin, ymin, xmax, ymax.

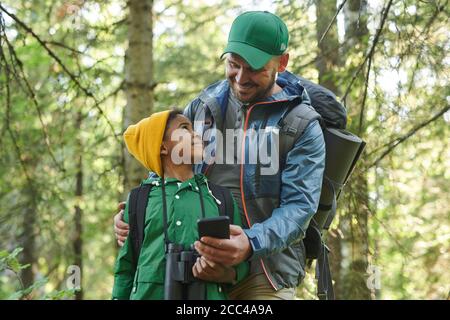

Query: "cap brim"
<box><xmin>221</xmin><ymin>41</ymin><xmax>273</xmax><ymax>70</ymax></box>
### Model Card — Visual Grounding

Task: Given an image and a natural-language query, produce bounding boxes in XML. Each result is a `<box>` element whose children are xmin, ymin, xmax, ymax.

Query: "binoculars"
<box><xmin>164</xmin><ymin>243</ymin><xmax>206</xmax><ymax>300</ymax></box>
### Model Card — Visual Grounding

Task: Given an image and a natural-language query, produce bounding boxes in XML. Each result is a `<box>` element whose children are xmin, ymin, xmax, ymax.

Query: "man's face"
<box><xmin>225</xmin><ymin>53</ymin><xmax>279</xmax><ymax>104</ymax></box>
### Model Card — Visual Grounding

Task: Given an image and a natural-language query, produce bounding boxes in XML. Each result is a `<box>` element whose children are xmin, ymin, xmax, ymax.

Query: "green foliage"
<box><xmin>0</xmin><ymin>0</ymin><xmax>448</xmax><ymax>300</ymax></box>
<box><xmin>0</xmin><ymin>248</ymin><xmax>29</xmax><ymax>273</ymax></box>
<box><xmin>0</xmin><ymin>248</ymin><xmax>76</xmax><ymax>300</ymax></box>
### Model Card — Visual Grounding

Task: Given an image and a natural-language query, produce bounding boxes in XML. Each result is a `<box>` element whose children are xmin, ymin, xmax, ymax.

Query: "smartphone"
<box><xmin>197</xmin><ymin>216</ymin><xmax>230</xmax><ymax>240</ymax></box>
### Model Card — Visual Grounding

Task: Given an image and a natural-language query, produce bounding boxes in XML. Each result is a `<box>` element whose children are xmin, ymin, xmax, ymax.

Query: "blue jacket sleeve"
<box><xmin>243</xmin><ymin>120</ymin><xmax>325</xmax><ymax>259</ymax></box>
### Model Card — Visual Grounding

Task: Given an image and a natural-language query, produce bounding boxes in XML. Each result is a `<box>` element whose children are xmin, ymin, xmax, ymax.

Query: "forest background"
<box><xmin>0</xmin><ymin>0</ymin><xmax>448</xmax><ymax>300</ymax></box>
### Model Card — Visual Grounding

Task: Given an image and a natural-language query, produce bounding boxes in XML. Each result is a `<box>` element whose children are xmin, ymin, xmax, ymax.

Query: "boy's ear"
<box><xmin>160</xmin><ymin>143</ymin><xmax>168</xmax><ymax>156</ymax></box>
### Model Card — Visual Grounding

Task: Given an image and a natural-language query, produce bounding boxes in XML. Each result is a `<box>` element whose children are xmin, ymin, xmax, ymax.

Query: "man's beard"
<box><xmin>228</xmin><ymin>71</ymin><xmax>277</xmax><ymax>104</ymax></box>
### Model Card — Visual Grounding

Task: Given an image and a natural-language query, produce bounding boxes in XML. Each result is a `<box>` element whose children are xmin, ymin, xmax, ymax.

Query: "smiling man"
<box><xmin>225</xmin><ymin>53</ymin><xmax>287</xmax><ymax>103</ymax></box>
<box><xmin>114</xmin><ymin>11</ymin><xmax>325</xmax><ymax>300</ymax></box>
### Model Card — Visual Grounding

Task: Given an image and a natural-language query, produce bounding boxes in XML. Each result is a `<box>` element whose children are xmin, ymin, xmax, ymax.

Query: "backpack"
<box><xmin>278</xmin><ymin>77</ymin><xmax>366</xmax><ymax>300</ymax></box>
<box><xmin>127</xmin><ymin>181</ymin><xmax>235</xmax><ymax>268</ymax></box>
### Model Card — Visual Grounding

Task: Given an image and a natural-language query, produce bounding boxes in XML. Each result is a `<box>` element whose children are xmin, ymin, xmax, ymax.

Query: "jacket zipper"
<box><xmin>240</xmin><ymin>99</ymin><xmax>289</xmax><ymax>291</ymax></box>
<box><xmin>132</xmin><ymin>267</ymin><xmax>140</xmax><ymax>294</ymax></box>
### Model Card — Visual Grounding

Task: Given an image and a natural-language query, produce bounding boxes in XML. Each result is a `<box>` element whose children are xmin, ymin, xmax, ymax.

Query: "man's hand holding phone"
<box><xmin>193</xmin><ymin>216</ymin><xmax>239</xmax><ymax>283</ymax></box>
<box><xmin>194</xmin><ymin>217</ymin><xmax>253</xmax><ymax>267</ymax></box>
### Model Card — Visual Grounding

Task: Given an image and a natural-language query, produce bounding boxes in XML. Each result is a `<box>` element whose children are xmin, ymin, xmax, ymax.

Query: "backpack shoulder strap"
<box><xmin>128</xmin><ymin>184</ymin><xmax>152</xmax><ymax>267</ymax></box>
<box><xmin>278</xmin><ymin>102</ymin><xmax>322</xmax><ymax>158</ymax></box>
<box><xmin>316</xmin><ymin>242</ymin><xmax>335</xmax><ymax>300</ymax></box>
<box><xmin>207</xmin><ymin>182</ymin><xmax>234</xmax><ymax>222</ymax></box>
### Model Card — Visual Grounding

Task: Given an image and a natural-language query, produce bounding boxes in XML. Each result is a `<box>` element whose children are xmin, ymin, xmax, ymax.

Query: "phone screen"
<box><xmin>197</xmin><ymin>216</ymin><xmax>230</xmax><ymax>239</ymax></box>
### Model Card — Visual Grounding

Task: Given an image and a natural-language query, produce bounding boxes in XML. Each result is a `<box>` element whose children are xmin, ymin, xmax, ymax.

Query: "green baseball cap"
<box><xmin>221</xmin><ymin>11</ymin><xmax>289</xmax><ymax>70</ymax></box>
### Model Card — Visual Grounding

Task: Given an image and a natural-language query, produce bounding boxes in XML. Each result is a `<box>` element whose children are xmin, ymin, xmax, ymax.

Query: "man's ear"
<box><xmin>160</xmin><ymin>143</ymin><xmax>168</xmax><ymax>156</ymax></box>
<box><xmin>277</xmin><ymin>53</ymin><xmax>289</xmax><ymax>73</ymax></box>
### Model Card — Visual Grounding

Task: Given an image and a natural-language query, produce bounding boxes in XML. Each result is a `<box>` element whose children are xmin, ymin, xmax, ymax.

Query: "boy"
<box><xmin>112</xmin><ymin>110</ymin><xmax>248</xmax><ymax>300</ymax></box>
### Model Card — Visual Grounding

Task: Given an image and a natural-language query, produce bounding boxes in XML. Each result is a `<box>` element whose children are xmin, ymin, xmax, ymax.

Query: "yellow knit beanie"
<box><xmin>123</xmin><ymin>110</ymin><xmax>171</xmax><ymax>177</ymax></box>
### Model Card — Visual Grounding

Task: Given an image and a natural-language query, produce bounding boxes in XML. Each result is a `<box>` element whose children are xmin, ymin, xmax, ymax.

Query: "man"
<box><xmin>114</xmin><ymin>11</ymin><xmax>325</xmax><ymax>300</ymax></box>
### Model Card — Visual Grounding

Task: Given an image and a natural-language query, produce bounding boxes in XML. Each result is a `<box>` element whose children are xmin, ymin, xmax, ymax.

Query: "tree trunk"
<box><xmin>73</xmin><ymin>111</ymin><xmax>83</xmax><ymax>300</ymax></box>
<box><xmin>315</xmin><ymin>0</ymin><xmax>340</xmax><ymax>93</ymax></box>
<box><xmin>17</xmin><ymin>153</ymin><xmax>37</xmax><ymax>293</ymax></box>
<box><xmin>341</xmin><ymin>166</ymin><xmax>371</xmax><ymax>299</ymax></box>
<box><xmin>340</xmin><ymin>0</ymin><xmax>371</xmax><ymax>300</ymax></box>
<box><xmin>20</xmin><ymin>193</ymin><xmax>36</xmax><ymax>291</ymax></box>
<box><xmin>123</xmin><ymin>0</ymin><xmax>154</xmax><ymax>192</ymax></box>
<box><xmin>314</xmin><ymin>0</ymin><xmax>343</xmax><ymax>298</ymax></box>
<box><xmin>344</xmin><ymin>0</ymin><xmax>369</xmax><ymax>50</ymax></box>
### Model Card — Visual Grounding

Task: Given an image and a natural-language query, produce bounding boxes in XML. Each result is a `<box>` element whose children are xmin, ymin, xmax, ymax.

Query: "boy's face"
<box><xmin>161</xmin><ymin>114</ymin><xmax>203</xmax><ymax>164</ymax></box>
